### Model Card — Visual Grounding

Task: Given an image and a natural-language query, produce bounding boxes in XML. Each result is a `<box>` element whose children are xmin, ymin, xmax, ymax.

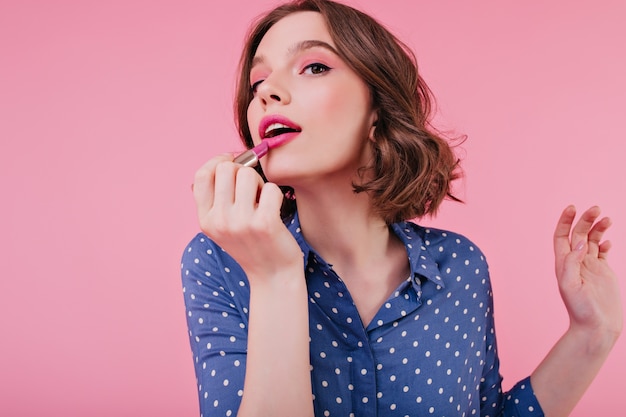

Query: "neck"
<box><xmin>292</xmin><ymin>180</ymin><xmax>410</xmax><ymax>327</ymax></box>
<box><xmin>293</xmin><ymin>181</ymin><xmax>392</xmax><ymax>270</ymax></box>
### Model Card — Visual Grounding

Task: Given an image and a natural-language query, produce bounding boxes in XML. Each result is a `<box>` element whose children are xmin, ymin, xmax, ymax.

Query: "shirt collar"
<box><xmin>284</xmin><ymin>211</ymin><xmax>446</xmax><ymax>290</ymax></box>
<box><xmin>390</xmin><ymin>222</ymin><xmax>446</xmax><ymax>290</ymax></box>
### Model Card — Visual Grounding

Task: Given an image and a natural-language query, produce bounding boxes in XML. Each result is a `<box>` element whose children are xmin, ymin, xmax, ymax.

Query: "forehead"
<box><xmin>255</xmin><ymin>11</ymin><xmax>334</xmax><ymax>56</ymax></box>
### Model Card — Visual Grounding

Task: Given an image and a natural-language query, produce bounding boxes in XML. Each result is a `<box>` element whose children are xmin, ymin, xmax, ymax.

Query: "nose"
<box><xmin>256</xmin><ymin>75</ymin><xmax>291</xmax><ymax>107</ymax></box>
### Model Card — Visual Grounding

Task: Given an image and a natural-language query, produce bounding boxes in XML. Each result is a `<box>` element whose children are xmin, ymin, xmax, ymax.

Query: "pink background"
<box><xmin>1</xmin><ymin>0</ymin><xmax>624</xmax><ymax>415</ymax></box>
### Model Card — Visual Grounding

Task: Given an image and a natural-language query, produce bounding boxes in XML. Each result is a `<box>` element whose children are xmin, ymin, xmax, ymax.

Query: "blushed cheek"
<box><xmin>318</xmin><ymin>85</ymin><xmax>373</xmax><ymax>138</ymax></box>
<box><xmin>312</xmin><ymin>87</ymin><xmax>358</xmax><ymax>128</ymax></box>
<box><xmin>315</xmin><ymin>85</ymin><xmax>348</xmax><ymax>114</ymax></box>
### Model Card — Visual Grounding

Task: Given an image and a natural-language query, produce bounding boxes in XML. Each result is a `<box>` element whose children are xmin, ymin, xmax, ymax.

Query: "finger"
<box><xmin>193</xmin><ymin>154</ymin><xmax>234</xmax><ymax>211</ymax></box>
<box><xmin>212</xmin><ymin>161</ymin><xmax>239</xmax><ymax>210</ymax></box>
<box><xmin>554</xmin><ymin>205</ymin><xmax>576</xmax><ymax>261</ymax></box>
<box><xmin>587</xmin><ymin>216</ymin><xmax>611</xmax><ymax>257</ymax></box>
<box><xmin>256</xmin><ymin>182</ymin><xmax>286</xmax><ymax>224</ymax></box>
<box><xmin>234</xmin><ymin>166</ymin><xmax>265</xmax><ymax>209</ymax></box>
<box><xmin>570</xmin><ymin>206</ymin><xmax>602</xmax><ymax>249</ymax></box>
<box><xmin>599</xmin><ymin>240</ymin><xmax>612</xmax><ymax>260</ymax></box>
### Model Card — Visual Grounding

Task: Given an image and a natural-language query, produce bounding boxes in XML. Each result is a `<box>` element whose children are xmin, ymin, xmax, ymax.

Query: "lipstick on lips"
<box><xmin>233</xmin><ymin>115</ymin><xmax>301</xmax><ymax>167</ymax></box>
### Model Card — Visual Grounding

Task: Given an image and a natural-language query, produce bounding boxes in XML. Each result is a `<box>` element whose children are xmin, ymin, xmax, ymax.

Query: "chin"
<box><xmin>261</xmin><ymin>162</ymin><xmax>310</xmax><ymax>186</ymax></box>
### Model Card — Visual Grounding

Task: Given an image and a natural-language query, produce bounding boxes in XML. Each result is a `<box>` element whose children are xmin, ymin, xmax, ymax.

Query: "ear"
<box><xmin>368</xmin><ymin>111</ymin><xmax>378</xmax><ymax>141</ymax></box>
<box><xmin>368</xmin><ymin>124</ymin><xmax>376</xmax><ymax>141</ymax></box>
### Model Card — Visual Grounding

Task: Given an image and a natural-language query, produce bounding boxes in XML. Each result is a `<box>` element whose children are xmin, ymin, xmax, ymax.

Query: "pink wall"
<box><xmin>1</xmin><ymin>0</ymin><xmax>624</xmax><ymax>415</ymax></box>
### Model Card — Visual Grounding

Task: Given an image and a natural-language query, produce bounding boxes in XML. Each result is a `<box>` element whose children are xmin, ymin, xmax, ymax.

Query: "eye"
<box><xmin>302</xmin><ymin>63</ymin><xmax>331</xmax><ymax>75</ymax></box>
<box><xmin>250</xmin><ymin>80</ymin><xmax>263</xmax><ymax>94</ymax></box>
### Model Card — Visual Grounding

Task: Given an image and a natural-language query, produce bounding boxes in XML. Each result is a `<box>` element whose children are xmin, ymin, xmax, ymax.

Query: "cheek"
<box><xmin>309</xmin><ymin>82</ymin><xmax>372</xmax><ymax>135</ymax></box>
<box><xmin>311</xmin><ymin>84</ymin><xmax>355</xmax><ymax>116</ymax></box>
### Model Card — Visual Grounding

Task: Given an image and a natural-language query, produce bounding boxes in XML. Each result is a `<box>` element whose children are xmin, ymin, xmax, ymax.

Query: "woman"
<box><xmin>182</xmin><ymin>1</ymin><xmax>622</xmax><ymax>416</ymax></box>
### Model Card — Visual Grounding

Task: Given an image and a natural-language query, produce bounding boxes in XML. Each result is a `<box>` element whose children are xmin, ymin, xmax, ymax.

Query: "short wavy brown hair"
<box><xmin>235</xmin><ymin>0</ymin><xmax>461</xmax><ymax>224</ymax></box>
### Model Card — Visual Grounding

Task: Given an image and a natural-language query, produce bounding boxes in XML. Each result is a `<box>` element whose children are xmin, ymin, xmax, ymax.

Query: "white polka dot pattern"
<box><xmin>181</xmin><ymin>212</ymin><xmax>544</xmax><ymax>417</ymax></box>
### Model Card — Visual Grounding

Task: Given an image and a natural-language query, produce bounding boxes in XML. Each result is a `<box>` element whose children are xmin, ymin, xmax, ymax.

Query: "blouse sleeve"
<box><xmin>479</xmin><ymin>272</ymin><xmax>545</xmax><ymax>417</ymax></box>
<box><xmin>181</xmin><ymin>233</ymin><xmax>251</xmax><ymax>417</ymax></box>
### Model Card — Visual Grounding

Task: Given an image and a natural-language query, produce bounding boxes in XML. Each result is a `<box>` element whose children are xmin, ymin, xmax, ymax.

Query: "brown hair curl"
<box><xmin>235</xmin><ymin>0</ymin><xmax>462</xmax><ymax>224</ymax></box>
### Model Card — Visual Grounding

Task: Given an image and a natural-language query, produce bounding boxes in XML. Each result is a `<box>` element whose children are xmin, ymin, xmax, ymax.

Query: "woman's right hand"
<box><xmin>190</xmin><ymin>155</ymin><xmax>313</xmax><ymax>417</ymax></box>
<box><xmin>192</xmin><ymin>154</ymin><xmax>303</xmax><ymax>280</ymax></box>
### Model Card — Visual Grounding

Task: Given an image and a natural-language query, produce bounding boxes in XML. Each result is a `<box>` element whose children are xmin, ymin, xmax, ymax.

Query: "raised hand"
<box><xmin>529</xmin><ymin>206</ymin><xmax>622</xmax><ymax>416</ymax></box>
<box><xmin>553</xmin><ymin>205</ymin><xmax>622</xmax><ymax>341</ymax></box>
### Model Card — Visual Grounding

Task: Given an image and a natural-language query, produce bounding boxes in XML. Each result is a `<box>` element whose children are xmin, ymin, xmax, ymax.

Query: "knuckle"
<box><xmin>263</xmin><ymin>181</ymin><xmax>280</xmax><ymax>192</ymax></box>
<box><xmin>237</xmin><ymin>166</ymin><xmax>262</xmax><ymax>184</ymax></box>
<box><xmin>195</xmin><ymin>155</ymin><xmax>233</xmax><ymax>179</ymax></box>
<box><xmin>262</xmin><ymin>182</ymin><xmax>283</xmax><ymax>201</ymax></box>
<box><xmin>194</xmin><ymin>165</ymin><xmax>211</xmax><ymax>183</ymax></box>
<box><xmin>237</xmin><ymin>165</ymin><xmax>254</xmax><ymax>176</ymax></box>
<box><xmin>215</xmin><ymin>160</ymin><xmax>234</xmax><ymax>174</ymax></box>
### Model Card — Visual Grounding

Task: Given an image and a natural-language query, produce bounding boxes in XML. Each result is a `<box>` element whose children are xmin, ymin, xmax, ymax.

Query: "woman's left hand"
<box><xmin>554</xmin><ymin>205</ymin><xmax>623</xmax><ymax>345</ymax></box>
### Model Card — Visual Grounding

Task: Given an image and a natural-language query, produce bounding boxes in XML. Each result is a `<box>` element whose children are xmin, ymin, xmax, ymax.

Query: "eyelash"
<box><xmin>250</xmin><ymin>80</ymin><xmax>263</xmax><ymax>94</ymax></box>
<box><xmin>302</xmin><ymin>62</ymin><xmax>331</xmax><ymax>75</ymax></box>
<box><xmin>250</xmin><ymin>62</ymin><xmax>332</xmax><ymax>94</ymax></box>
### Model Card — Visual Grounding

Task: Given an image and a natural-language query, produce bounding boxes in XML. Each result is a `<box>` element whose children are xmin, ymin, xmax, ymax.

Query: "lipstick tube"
<box><xmin>233</xmin><ymin>141</ymin><xmax>269</xmax><ymax>167</ymax></box>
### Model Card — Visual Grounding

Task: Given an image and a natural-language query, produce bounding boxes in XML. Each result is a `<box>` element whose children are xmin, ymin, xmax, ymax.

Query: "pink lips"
<box><xmin>232</xmin><ymin>115</ymin><xmax>301</xmax><ymax>167</ymax></box>
<box><xmin>259</xmin><ymin>115</ymin><xmax>301</xmax><ymax>149</ymax></box>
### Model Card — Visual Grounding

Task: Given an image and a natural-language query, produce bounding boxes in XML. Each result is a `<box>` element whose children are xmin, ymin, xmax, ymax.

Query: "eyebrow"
<box><xmin>251</xmin><ymin>40</ymin><xmax>339</xmax><ymax>69</ymax></box>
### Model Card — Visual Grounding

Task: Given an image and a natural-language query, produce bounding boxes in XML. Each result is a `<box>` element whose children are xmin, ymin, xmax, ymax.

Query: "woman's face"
<box><xmin>246</xmin><ymin>11</ymin><xmax>377</xmax><ymax>188</ymax></box>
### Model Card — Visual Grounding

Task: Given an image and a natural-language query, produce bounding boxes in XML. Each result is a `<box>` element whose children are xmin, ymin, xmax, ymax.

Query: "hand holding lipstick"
<box><xmin>192</xmin><ymin>154</ymin><xmax>303</xmax><ymax>280</ymax></box>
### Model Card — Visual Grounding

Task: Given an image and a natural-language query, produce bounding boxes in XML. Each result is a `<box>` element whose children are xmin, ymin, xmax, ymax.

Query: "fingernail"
<box><xmin>574</xmin><ymin>240</ymin><xmax>585</xmax><ymax>251</ymax></box>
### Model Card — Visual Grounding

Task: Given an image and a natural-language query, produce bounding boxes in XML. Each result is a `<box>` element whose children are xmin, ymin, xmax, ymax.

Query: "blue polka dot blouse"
<box><xmin>181</xmin><ymin>212</ymin><xmax>544</xmax><ymax>417</ymax></box>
